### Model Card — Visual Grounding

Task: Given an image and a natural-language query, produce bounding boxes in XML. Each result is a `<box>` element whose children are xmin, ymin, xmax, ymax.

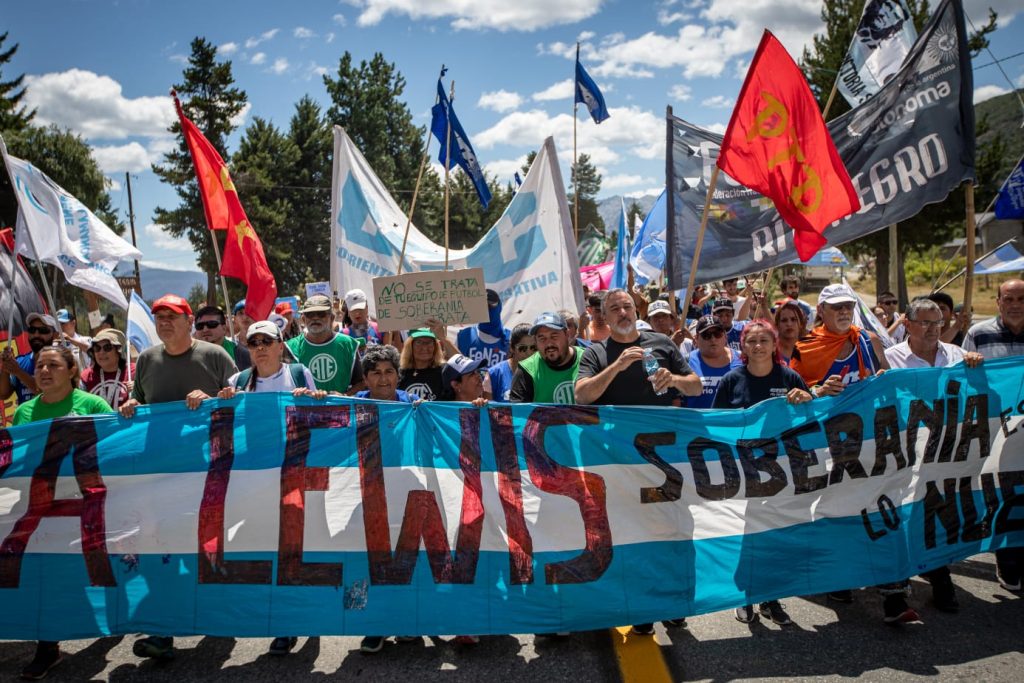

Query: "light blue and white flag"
<box><xmin>629</xmin><ymin>190</ymin><xmax>667</xmax><ymax>287</ymax></box>
<box><xmin>126</xmin><ymin>290</ymin><xmax>158</xmax><ymax>354</ymax></box>
<box><xmin>994</xmin><ymin>156</ymin><xmax>1024</xmax><ymax>220</ymax></box>
<box><xmin>0</xmin><ymin>135</ymin><xmax>143</xmax><ymax>309</ymax></box>
<box><xmin>836</xmin><ymin>0</ymin><xmax>918</xmax><ymax>107</ymax></box>
<box><xmin>575</xmin><ymin>47</ymin><xmax>610</xmax><ymax>124</ymax></box>
<box><xmin>330</xmin><ymin>127</ymin><xmax>583</xmax><ymax>329</ymax></box>
<box><xmin>610</xmin><ymin>199</ymin><xmax>629</xmax><ymax>289</ymax></box>
<box><xmin>974</xmin><ymin>240</ymin><xmax>1024</xmax><ymax>274</ymax></box>
<box><xmin>431</xmin><ymin>77</ymin><xmax>492</xmax><ymax>209</ymax></box>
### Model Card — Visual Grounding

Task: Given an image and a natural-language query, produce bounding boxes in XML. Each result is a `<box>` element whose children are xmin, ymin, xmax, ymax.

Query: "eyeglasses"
<box><xmin>303</xmin><ymin>311</ymin><xmax>329</xmax><ymax>319</ymax></box>
<box><xmin>194</xmin><ymin>320</ymin><xmax>223</xmax><ymax>330</ymax></box>
<box><xmin>700</xmin><ymin>330</ymin><xmax>725</xmax><ymax>340</ymax></box>
<box><xmin>516</xmin><ymin>344</ymin><xmax>537</xmax><ymax>353</ymax></box>
<box><xmin>92</xmin><ymin>343</ymin><xmax>118</xmax><ymax>353</ymax></box>
<box><xmin>826</xmin><ymin>302</ymin><xmax>856</xmax><ymax>312</ymax></box>
<box><xmin>247</xmin><ymin>337</ymin><xmax>278</xmax><ymax>348</ymax></box>
<box><xmin>909</xmin><ymin>319</ymin><xmax>943</xmax><ymax>328</ymax></box>
<box><xmin>27</xmin><ymin>326</ymin><xmax>53</xmax><ymax>335</ymax></box>
<box><xmin>879</xmin><ymin>299</ymin><xmax>898</xmax><ymax>306</ymax></box>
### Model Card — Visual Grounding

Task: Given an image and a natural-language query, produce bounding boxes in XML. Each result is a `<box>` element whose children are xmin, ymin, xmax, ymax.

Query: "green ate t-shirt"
<box><xmin>13</xmin><ymin>388</ymin><xmax>114</xmax><ymax>425</ymax></box>
<box><xmin>518</xmin><ymin>349</ymin><xmax>583</xmax><ymax>404</ymax></box>
<box><xmin>286</xmin><ymin>333</ymin><xmax>361</xmax><ymax>393</ymax></box>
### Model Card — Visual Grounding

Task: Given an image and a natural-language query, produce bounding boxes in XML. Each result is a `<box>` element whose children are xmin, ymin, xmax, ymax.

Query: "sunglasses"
<box><xmin>700</xmin><ymin>329</ymin><xmax>725</xmax><ymax>340</ymax></box>
<box><xmin>516</xmin><ymin>344</ymin><xmax>537</xmax><ymax>353</ymax></box>
<box><xmin>194</xmin><ymin>320</ymin><xmax>223</xmax><ymax>330</ymax></box>
<box><xmin>247</xmin><ymin>337</ymin><xmax>278</xmax><ymax>348</ymax></box>
<box><xmin>27</xmin><ymin>326</ymin><xmax>53</xmax><ymax>335</ymax></box>
<box><xmin>826</xmin><ymin>302</ymin><xmax>856</xmax><ymax>311</ymax></box>
<box><xmin>92</xmin><ymin>342</ymin><xmax>118</xmax><ymax>353</ymax></box>
<box><xmin>303</xmin><ymin>311</ymin><xmax>330</xmax><ymax>319</ymax></box>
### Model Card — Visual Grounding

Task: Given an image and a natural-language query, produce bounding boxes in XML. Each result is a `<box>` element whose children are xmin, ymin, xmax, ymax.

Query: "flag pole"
<box><xmin>573</xmin><ymin>42</ymin><xmax>580</xmax><ymax>243</ymax></box>
<box><xmin>685</xmin><ymin>166</ymin><xmax>721</xmax><ymax>305</ymax></box>
<box><xmin>934</xmin><ymin>237</ymin><xmax>1016</xmax><ymax>293</ymax></box>
<box><xmin>962</xmin><ymin>181</ymin><xmax>977</xmax><ymax>317</ymax></box>
<box><xmin>443</xmin><ymin>80</ymin><xmax>454</xmax><ymax>271</ymax></box>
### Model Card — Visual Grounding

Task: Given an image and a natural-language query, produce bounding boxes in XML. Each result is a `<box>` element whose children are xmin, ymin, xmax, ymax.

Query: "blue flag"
<box><xmin>629</xmin><ymin>190</ymin><xmax>667</xmax><ymax>286</ymax></box>
<box><xmin>431</xmin><ymin>79</ymin><xmax>492</xmax><ymax>210</ymax></box>
<box><xmin>514</xmin><ymin>172</ymin><xmax>523</xmax><ymax>188</ymax></box>
<box><xmin>575</xmin><ymin>56</ymin><xmax>609</xmax><ymax>124</ymax></box>
<box><xmin>995</xmin><ymin>156</ymin><xmax>1024</xmax><ymax>219</ymax></box>
<box><xmin>611</xmin><ymin>199</ymin><xmax>629</xmax><ymax>289</ymax></box>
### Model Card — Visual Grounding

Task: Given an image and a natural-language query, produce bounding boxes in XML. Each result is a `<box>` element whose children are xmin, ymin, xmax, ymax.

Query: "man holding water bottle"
<box><xmin>574</xmin><ymin>288</ymin><xmax>700</xmax><ymax>635</ymax></box>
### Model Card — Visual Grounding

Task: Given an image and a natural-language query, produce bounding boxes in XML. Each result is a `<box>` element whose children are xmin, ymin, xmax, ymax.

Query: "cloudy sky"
<box><xmin>4</xmin><ymin>0</ymin><xmax>1022</xmax><ymax>273</ymax></box>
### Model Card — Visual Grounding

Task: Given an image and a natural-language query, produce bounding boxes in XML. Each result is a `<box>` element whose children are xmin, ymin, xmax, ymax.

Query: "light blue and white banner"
<box><xmin>1</xmin><ymin>359</ymin><xmax>1023</xmax><ymax>640</ymax></box>
<box><xmin>329</xmin><ymin>127</ymin><xmax>584</xmax><ymax>330</ymax></box>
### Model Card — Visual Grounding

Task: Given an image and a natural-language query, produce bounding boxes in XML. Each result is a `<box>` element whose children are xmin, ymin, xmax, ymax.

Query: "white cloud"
<box><xmin>965</xmin><ymin>0</ymin><xmax>1019</xmax><ymax>27</ymax></box>
<box><xmin>484</xmin><ymin>156</ymin><xmax>528</xmax><ymax>181</ymax></box>
<box><xmin>304</xmin><ymin>62</ymin><xmax>330</xmax><ymax>80</ymax></box>
<box><xmin>23</xmin><ymin>70</ymin><xmax>174</xmax><ymax>141</ymax></box>
<box><xmin>141</xmin><ymin>259</ymin><xmax>201</xmax><ymax>272</ymax></box>
<box><xmin>602</xmin><ymin>173</ymin><xmax>656</xmax><ymax>191</ymax></box>
<box><xmin>144</xmin><ymin>223</ymin><xmax>193</xmax><ymax>253</ymax></box>
<box><xmin>92</xmin><ymin>142</ymin><xmax>151</xmax><ymax>173</ymax></box>
<box><xmin>250</xmin><ymin>52</ymin><xmax>267</xmax><ymax>65</ymax></box>
<box><xmin>332</xmin><ymin>13</ymin><xmax>348</xmax><ymax>26</ymax></box>
<box><xmin>326</xmin><ymin>32</ymin><xmax>336</xmax><ymax>43</ymax></box>
<box><xmin>218</xmin><ymin>42</ymin><xmax>239</xmax><ymax>56</ymax></box>
<box><xmin>706</xmin><ymin>122</ymin><xmax>727</xmax><ymax>134</ymax></box>
<box><xmin>973</xmin><ymin>84</ymin><xmax>1010</xmax><ymax>104</ymax></box>
<box><xmin>245</xmin><ymin>28</ymin><xmax>279</xmax><ymax>49</ymax></box>
<box><xmin>701</xmin><ymin>95</ymin><xmax>734</xmax><ymax>108</ymax></box>
<box><xmin>269</xmin><ymin>58</ymin><xmax>290</xmax><ymax>75</ymax></box>
<box><xmin>350</xmin><ymin>0</ymin><xmax>603</xmax><ymax>31</ymax></box>
<box><xmin>669</xmin><ymin>84</ymin><xmax>692</xmax><ymax>101</ymax></box>
<box><xmin>147</xmin><ymin>135</ymin><xmax>178</xmax><ymax>161</ymax></box>
<box><xmin>168</xmin><ymin>54</ymin><xmax>188</xmax><ymax>65</ymax></box>
<box><xmin>230</xmin><ymin>103</ymin><xmax>252</xmax><ymax>129</ymax></box>
<box><xmin>532</xmin><ymin>79</ymin><xmax>574</xmax><ymax>102</ymax></box>
<box><xmin>106</xmin><ymin>177</ymin><xmax>122</xmax><ymax>192</ymax></box>
<box><xmin>293</xmin><ymin>26</ymin><xmax>316</xmax><ymax>39</ymax></box>
<box><xmin>477</xmin><ymin>90</ymin><xmax>523</xmax><ymax>113</ymax></box>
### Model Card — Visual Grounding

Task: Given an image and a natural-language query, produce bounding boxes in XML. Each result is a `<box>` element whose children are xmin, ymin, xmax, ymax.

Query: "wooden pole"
<box><xmin>209</xmin><ymin>231</ymin><xmax>235</xmax><ymax>338</ymax></box>
<box><xmin>125</xmin><ymin>172</ymin><xmax>142</xmax><ymax>295</ymax></box>
<box><xmin>398</xmin><ymin>136</ymin><xmax>430</xmax><ymax>276</ymax></box>
<box><xmin>821</xmin><ymin>78</ymin><xmax>841</xmax><ymax>121</ymax></box>
<box><xmin>888</xmin><ymin>223</ymin><xmax>899</xmax><ymax>301</ymax></box>
<box><xmin>573</xmin><ymin>43</ymin><xmax>580</xmax><ymax>243</ymax></box>
<box><xmin>443</xmin><ymin>81</ymin><xmax>454</xmax><ymax>271</ymax></box>
<box><xmin>684</xmin><ymin>165</ymin><xmax>721</xmax><ymax>303</ymax></box>
<box><xmin>963</xmin><ymin>182</ymin><xmax>977</xmax><ymax>317</ymax></box>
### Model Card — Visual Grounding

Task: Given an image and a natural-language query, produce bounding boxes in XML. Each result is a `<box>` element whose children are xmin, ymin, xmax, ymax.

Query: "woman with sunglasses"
<box><xmin>13</xmin><ymin>344</ymin><xmax>113</xmax><ymax>680</ymax></box>
<box><xmin>487</xmin><ymin>323</ymin><xmax>534</xmax><ymax>402</ymax></box>
<box><xmin>711</xmin><ymin>319</ymin><xmax>812</xmax><ymax>627</ymax></box>
<box><xmin>79</xmin><ymin>329</ymin><xmax>134</xmax><ymax>409</ymax></box>
<box><xmin>685</xmin><ymin>315</ymin><xmax>742</xmax><ymax>409</ymax></box>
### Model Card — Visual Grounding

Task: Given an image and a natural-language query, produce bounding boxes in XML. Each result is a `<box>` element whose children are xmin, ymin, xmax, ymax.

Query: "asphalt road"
<box><xmin>1</xmin><ymin>553</ymin><xmax>1021</xmax><ymax>682</ymax></box>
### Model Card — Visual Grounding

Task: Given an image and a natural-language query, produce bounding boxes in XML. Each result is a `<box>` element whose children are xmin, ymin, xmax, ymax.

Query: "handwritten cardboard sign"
<box><xmin>372</xmin><ymin>268</ymin><xmax>489</xmax><ymax>332</ymax></box>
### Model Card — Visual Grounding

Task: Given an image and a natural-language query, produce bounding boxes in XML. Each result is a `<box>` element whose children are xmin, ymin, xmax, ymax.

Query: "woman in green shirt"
<box><xmin>13</xmin><ymin>344</ymin><xmax>112</xmax><ymax>680</ymax></box>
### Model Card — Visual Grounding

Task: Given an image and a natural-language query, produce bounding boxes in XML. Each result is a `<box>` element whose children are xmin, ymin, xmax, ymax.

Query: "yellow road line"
<box><xmin>611</xmin><ymin>626</ymin><xmax>674</xmax><ymax>683</ymax></box>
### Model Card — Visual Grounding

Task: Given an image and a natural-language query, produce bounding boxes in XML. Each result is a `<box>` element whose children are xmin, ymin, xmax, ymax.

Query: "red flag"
<box><xmin>172</xmin><ymin>92</ymin><xmax>277</xmax><ymax>321</ymax></box>
<box><xmin>717</xmin><ymin>31</ymin><xmax>860</xmax><ymax>260</ymax></box>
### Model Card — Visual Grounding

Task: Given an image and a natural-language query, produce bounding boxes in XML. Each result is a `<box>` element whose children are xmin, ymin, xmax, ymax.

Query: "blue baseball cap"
<box><xmin>529</xmin><ymin>311</ymin><xmax>566</xmax><ymax>336</ymax></box>
<box><xmin>56</xmin><ymin>308</ymin><xmax>73</xmax><ymax>323</ymax></box>
<box><xmin>442</xmin><ymin>354</ymin><xmax>485</xmax><ymax>385</ymax></box>
<box><xmin>232</xmin><ymin>299</ymin><xmax>247</xmax><ymax>314</ymax></box>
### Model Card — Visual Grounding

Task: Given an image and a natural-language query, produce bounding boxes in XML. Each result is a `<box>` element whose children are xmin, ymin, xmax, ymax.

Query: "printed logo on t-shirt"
<box><xmin>700</xmin><ymin>376</ymin><xmax>723</xmax><ymax>397</ymax></box>
<box><xmin>404</xmin><ymin>382</ymin><xmax>436</xmax><ymax>401</ymax></box>
<box><xmin>89</xmin><ymin>380</ymin><xmax>123</xmax><ymax>406</ymax></box>
<box><xmin>308</xmin><ymin>353</ymin><xmax>338</xmax><ymax>382</ymax></box>
<box><xmin>552</xmin><ymin>380</ymin><xmax>575</xmax><ymax>404</ymax></box>
<box><xmin>769</xmin><ymin>387</ymin><xmax>789</xmax><ymax>398</ymax></box>
<box><xmin>466</xmin><ymin>346</ymin><xmax>507</xmax><ymax>368</ymax></box>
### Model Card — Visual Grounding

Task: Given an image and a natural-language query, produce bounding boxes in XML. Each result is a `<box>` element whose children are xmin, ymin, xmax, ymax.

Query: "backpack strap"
<box><xmin>289</xmin><ymin>363</ymin><xmax>310</xmax><ymax>389</ymax></box>
<box><xmin>235</xmin><ymin>367</ymin><xmax>253</xmax><ymax>389</ymax></box>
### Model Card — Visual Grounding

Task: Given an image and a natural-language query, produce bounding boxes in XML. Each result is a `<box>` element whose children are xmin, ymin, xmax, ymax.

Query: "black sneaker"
<box><xmin>997</xmin><ymin>568</ymin><xmax>1022</xmax><ymax>592</ymax></box>
<box><xmin>931</xmin><ymin>580</ymin><xmax>960</xmax><ymax>613</ymax></box>
<box><xmin>827</xmin><ymin>590</ymin><xmax>854</xmax><ymax>603</ymax></box>
<box><xmin>883</xmin><ymin>594</ymin><xmax>920</xmax><ymax>625</ymax></box>
<box><xmin>661</xmin><ymin>618</ymin><xmax>686</xmax><ymax>629</ymax></box>
<box><xmin>268</xmin><ymin>636</ymin><xmax>297</xmax><ymax>656</ymax></box>
<box><xmin>734</xmin><ymin>605</ymin><xmax>757</xmax><ymax>623</ymax></box>
<box><xmin>133</xmin><ymin>635</ymin><xmax>174</xmax><ymax>660</ymax></box>
<box><xmin>759</xmin><ymin>600</ymin><xmax>793</xmax><ymax>626</ymax></box>
<box><xmin>630</xmin><ymin>623</ymin><xmax>655</xmax><ymax>636</ymax></box>
<box><xmin>359</xmin><ymin>636</ymin><xmax>385</xmax><ymax>654</ymax></box>
<box><xmin>20</xmin><ymin>642</ymin><xmax>61</xmax><ymax>681</ymax></box>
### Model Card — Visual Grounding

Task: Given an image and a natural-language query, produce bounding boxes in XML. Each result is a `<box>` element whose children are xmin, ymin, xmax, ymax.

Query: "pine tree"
<box><xmin>285</xmin><ymin>96</ymin><xmax>333</xmax><ymax>285</ymax></box>
<box><xmin>569</xmin><ymin>153</ymin><xmax>604</xmax><ymax>234</ymax></box>
<box><xmin>152</xmin><ymin>37</ymin><xmax>248</xmax><ymax>303</ymax></box>
<box><xmin>0</xmin><ymin>31</ymin><xmax>35</xmax><ymax>134</ymax></box>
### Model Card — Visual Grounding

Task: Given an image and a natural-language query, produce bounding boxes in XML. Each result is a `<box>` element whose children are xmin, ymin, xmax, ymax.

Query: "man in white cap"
<box><xmin>56</xmin><ymin>308</ymin><xmax>91</xmax><ymax>370</ymax></box>
<box><xmin>342</xmin><ymin>288</ymin><xmax>382</xmax><ymax>347</ymax></box>
<box><xmin>1</xmin><ymin>312</ymin><xmax>58</xmax><ymax>405</ymax></box>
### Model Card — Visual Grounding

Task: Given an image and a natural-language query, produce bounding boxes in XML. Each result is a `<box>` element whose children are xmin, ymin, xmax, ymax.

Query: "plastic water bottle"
<box><xmin>642</xmin><ymin>348</ymin><xmax>667</xmax><ymax>396</ymax></box>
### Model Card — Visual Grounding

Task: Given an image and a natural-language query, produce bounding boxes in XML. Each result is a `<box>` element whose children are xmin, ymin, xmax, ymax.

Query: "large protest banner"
<box><xmin>665</xmin><ymin>0</ymin><xmax>974</xmax><ymax>287</ymax></box>
<box><xmin>329</xmin><ymin>128</ymin><xmax>584</xmax><ymax>328</ymax></box>
<box><xmin>1</xmin><ymin>359</ymin><xmax>1023</xmax><ymax>640</ymax></box>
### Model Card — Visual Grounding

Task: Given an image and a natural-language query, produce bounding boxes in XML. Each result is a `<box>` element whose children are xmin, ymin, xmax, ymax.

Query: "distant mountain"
<box><xmin>975</xmin><ymin>89</ymin><xmax>1024</xmax><ymax>185</ymax></box>
<box><xmin>115</xmin><ymin>263</ymin><xmax>207</xmax><ymax>301</ymax></box>
<box><xmin>596</xmin><ymin>194</ymin><xmax>660</xmax><ymax>236</ymax></box>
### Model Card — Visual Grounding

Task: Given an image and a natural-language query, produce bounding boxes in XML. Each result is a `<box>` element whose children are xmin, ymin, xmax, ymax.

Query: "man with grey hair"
<box><xmin>883</xmin><ymin>297</ymin><xmax>982</xmax><ymax>617</ymax></box>
<box><xmin>885</xmin><ymin>299</ymin><xmax>983</xmax><ymax>370</ymax></box>
<box><xmin>558</xmin><ymin>309</ymin><xmax>591</xmax><ymax>348</ymax></box>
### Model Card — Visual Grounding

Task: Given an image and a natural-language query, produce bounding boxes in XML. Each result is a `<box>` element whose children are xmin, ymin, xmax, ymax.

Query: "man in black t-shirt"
<box><xmin>576</xmin><ymin>289</ymin><xmax>700</xmax><ymax>407</ymax></box>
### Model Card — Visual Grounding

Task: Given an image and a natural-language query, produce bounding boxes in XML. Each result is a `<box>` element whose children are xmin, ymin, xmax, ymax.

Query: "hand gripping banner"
<box><xmin>1</xmin><ymin>359</ymin><xmax>1023</xmax><ymax>640</ymax></box>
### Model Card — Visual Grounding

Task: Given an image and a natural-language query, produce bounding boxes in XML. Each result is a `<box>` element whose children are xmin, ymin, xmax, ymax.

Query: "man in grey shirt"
<box><xmin>118</xmin><ymin>293</ymin><xmax>236</xmax><ymax>661</ymax></box>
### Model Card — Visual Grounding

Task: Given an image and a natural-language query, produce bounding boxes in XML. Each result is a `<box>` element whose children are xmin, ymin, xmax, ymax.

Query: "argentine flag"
<box><xmin>126</xmin><ymin>290</ymin><xmax>158</xmax><ymax>354</ymax></box>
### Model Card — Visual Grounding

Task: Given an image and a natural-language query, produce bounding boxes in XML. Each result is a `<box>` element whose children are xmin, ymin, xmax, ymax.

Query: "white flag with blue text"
<box><xmin>1</xmin><ymin>136</ymin><xmax>142</xmax><ymax>309</ymax></box>
<box><xmin>126</xmin><ymin>290</ymin><xmax>158</xmax><ymax>353</ymax></box>
<box><xmin>329</xmin><ymin>126</ymin><xmax>585</xmax><ymax>326</ymax></box>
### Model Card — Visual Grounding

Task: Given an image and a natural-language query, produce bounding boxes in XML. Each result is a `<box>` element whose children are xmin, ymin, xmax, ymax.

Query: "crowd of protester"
<box><xmin>2</xmin><ymin>274</ymin><xmax>1023</xmax><ymax>679</ymax></box>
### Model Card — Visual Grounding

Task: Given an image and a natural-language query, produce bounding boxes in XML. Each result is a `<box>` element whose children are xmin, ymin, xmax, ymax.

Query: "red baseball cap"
<box><xmin>151</xmin><ymin>294</ymin><xmax>193</xmax><ymax>316</ymax></box>
<box><xmin>275</xmin><ymin>302</ymin><xmax>293</xmax><ymax>315</ymax></box>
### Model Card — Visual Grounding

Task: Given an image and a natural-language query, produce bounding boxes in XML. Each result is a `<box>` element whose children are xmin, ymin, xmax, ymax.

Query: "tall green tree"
<box><xmin>152</xmin><ymin>37</ymin><xmax>247</xmax><ymax>303</ymax></box>
<box><xmin>569</xmin><ymin>153</ymin><xmax>604</xmax><ymax>234</ymax></box>
<box><xmin>284</xmin><ymin>96</ymin><xmax>333</xmax><ymax>285</ymax></box>
<box><xmin>627</xmin><ymin>200</ymin><xmax>645</xmax><ymax>231</ymax></box>
<box><xmin>0</xmin><ymin>31</ymin><xmax>35</xmax><ymax>134</ymax></box>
